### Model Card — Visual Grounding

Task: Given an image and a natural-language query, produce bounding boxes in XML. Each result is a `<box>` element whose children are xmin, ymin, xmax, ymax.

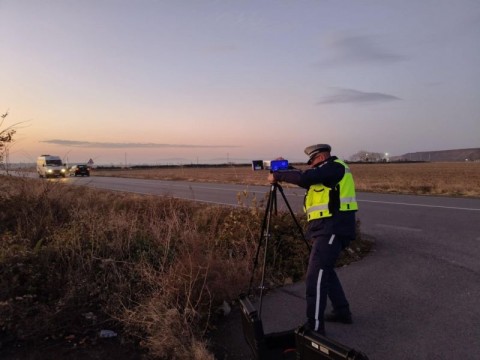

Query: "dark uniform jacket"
<box><xmin>272</xmin><ymin>156</ymin><xmax>356</xmax><ymax>237</ymax></box>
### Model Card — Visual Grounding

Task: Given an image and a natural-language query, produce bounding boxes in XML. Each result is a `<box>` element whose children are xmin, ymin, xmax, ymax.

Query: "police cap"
<box><xmin>304</xmin><ymin>144</ymin><xmax>331</xmax><ymax>164</ymax></box>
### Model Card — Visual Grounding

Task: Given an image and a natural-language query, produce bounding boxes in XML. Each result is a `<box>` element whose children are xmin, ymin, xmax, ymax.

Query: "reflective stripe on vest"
<box><xmin>304</xmin><ymin>159</ymin><xmax>358</xmax><ymax>221</ymax></box>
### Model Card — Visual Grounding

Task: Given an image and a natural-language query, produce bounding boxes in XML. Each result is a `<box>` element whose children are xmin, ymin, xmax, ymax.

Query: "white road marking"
<box><xmin>359</xmin><ymin>199</ymin><xmax>480</xmax><ymax>211</ymax></box>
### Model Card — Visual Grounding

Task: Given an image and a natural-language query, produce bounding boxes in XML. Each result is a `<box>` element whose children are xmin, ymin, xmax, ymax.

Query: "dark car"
<box><xmin>69</xmin><ymin>164</ymin><xmax>90</xmax><ymax>177</ymax></box>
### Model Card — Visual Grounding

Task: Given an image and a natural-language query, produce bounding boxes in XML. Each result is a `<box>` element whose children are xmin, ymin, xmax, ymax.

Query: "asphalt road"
<box><xmin>5</xmin><ymin>173</ymin><xmax>480</xmax><ymax>359</ymax></box>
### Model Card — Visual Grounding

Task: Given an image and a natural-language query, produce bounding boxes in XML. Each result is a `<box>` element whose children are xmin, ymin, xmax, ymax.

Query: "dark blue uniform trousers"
<box><xmin>306</xmin><ymin>233</ymin><xmax>350</xmax><ymax>333</ymax></box>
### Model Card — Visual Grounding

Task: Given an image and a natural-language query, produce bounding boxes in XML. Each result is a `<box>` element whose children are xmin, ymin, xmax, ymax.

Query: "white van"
<box><xmin>36</xmin><ymin>155</ymin><xmax>67</xmax><ymax>178</ymax></box>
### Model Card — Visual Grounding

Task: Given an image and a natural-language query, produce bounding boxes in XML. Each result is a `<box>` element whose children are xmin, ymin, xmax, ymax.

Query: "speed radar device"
<box><xmin>252</xmin><ymin>159</ymin><xmax>289</xmax><ymax>171</ymax></box>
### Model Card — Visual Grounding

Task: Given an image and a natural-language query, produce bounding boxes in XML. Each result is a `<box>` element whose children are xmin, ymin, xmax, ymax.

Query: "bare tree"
<box><xmin>0</xmin><ymin>111</ymin><xmax>22</xmax><ymax>171</ymax></box>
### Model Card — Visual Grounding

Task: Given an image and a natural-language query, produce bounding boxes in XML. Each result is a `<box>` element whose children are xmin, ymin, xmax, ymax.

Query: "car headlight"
<box><xmin>47</xmin><ymin>169</ymin><xmax>53</xmax><ymax>173</ymax></box>
<box><xmin>61</xmin><ymin>169</ymin><xmax>66</xmax><ymax>172</ymax></box>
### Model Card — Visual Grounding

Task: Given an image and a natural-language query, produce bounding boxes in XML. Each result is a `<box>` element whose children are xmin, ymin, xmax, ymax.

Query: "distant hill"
<box><xmin>391</xmin><ymin>148</ymin><xmax>480</xmax><ymax>162</ymax></box>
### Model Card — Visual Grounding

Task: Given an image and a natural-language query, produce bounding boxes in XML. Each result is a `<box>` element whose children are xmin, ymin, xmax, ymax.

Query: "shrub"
<box><xmin>0</xmin><ymin>176</ymin><xmax>370</xmax><ymax>359</ymax></box>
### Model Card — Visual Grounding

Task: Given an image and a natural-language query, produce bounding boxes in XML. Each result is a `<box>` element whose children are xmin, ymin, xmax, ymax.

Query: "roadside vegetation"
<box><xmin>8</xmin><ymin>158</ymin><xmax>472</xmax><ymax>358</ymax></box>
<box><xmin>350</xmin><ymin>162</ymin><xmax>480</xmax><ymax>197</ymax></box>
<box><xmin>0</xmin><ymin>112</ymin><xmax>17</xmax><ymax>170</ymax></box>
<box><xmin>0</xmin><ymin>176</ymin><xmax>371</xmax><ymax>359</ymax></box>
<box><xmin>93</xmin><ymin>162</ymin><xmax>480</xmax><ymax>198</ymax></box>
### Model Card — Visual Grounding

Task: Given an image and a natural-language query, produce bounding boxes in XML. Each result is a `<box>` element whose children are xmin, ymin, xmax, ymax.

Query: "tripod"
<box><xmin>248</xmin><ymin>182</ymin><xmax>310</xmax><ymax>317</ymax></box>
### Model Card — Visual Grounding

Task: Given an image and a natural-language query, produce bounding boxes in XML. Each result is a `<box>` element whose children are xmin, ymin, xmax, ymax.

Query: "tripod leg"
<box><xmin>258</xmin><ymin>184</ymin><xmax>276</xmax><ymax>317</ymax></box>
<box><xmin>248</xmin><ymin>184</ymin><xmax>276</xmax><ymax>296</ymax></box>
<box><xmin>272</xmin><ymin>184</ymin><xmax>278</xmax><ymax>215</ymax></box>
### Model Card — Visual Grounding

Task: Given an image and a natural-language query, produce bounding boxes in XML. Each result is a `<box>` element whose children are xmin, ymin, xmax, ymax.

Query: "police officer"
<box><xmin>267</xmin><ymin>144</ymin><xmax>358</xmax><ymax>336</ymax></box>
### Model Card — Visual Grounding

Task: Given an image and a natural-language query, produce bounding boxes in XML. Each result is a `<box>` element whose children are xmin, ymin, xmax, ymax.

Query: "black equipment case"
<box><xmin>239</xmin><ymin>295</ymin><xmax>369</xmax><ymax>360</ymax></box>
<box><xmin>239</xmin><ymin>295</ymin><xmax>297</xmax><ymax>360</ymax></box>
<box><xmin>295</xmin><ymin>326</ymin><xmax>369</xmax><ymax>360</ymax></box>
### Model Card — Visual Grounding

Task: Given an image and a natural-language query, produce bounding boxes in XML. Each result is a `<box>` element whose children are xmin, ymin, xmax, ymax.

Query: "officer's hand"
<box><xmin>268</xmin><ymin>173</ymin><xmax>276</xmax><ymax>184</ymax></box>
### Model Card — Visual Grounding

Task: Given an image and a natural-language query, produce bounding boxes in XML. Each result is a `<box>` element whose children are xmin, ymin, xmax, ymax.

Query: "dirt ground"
<box><xmin>0</xmin><ymin>334</ymin><xmax>147</xmax><ymax>360</ymax></box>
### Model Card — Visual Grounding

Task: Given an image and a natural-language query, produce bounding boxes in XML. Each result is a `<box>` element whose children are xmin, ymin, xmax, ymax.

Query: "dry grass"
<box><xmin>0</xmin><ymin>175</ymin><xmax>370</xmax><ymax>359</ymax></box>
<box><xmin>93</xmin><ymin>166</ymin><xmax>270</xmax><ymax>185</ymax></box>
<box><xmin>93</xmin><ymin>162</ymin><xmax>480</xmax><ymax>197</ymax></box>
<box><xmin>349</xmin><ymin>162</ymin><xmax>480</xmax><ymax>197</ymax></box>
<box><xmin>0</xmin><ymin>177</ymin><xmax>245</xmax><ymax>359</ymax></box>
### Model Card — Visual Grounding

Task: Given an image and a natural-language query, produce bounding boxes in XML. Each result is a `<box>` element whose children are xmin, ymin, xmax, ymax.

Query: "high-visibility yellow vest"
<box><xmin>304</xmin><ymin>159</ymin><xmax>358</xmax><ymax>221</ymax></box>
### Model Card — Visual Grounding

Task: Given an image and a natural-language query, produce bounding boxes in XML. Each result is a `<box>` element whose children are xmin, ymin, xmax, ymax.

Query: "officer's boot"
<box><xmin>324</xmin><ymin>307</ymin><xmax>352</xmax><ymax>324</ymax></box>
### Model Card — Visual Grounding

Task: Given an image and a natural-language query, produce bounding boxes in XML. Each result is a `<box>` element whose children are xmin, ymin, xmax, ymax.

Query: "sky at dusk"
<box><xmin>1</xmin><ymin>0</ymin><xmax>479</xmax><ymax>165</ymax></box>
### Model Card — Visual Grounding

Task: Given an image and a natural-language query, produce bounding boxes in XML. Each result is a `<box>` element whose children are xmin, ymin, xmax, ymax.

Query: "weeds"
<box><xmin>0</xmin><ymin>175</ymin><xmax>371</xmax><ymax>359</ymax></box>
